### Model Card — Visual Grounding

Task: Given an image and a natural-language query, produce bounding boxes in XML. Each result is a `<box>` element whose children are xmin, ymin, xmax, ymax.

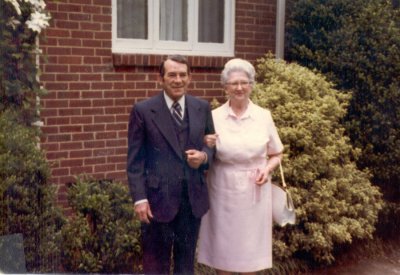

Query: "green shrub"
<box><xmin>286</xmin><ymin>0</ymin><xmax>400</xmax><ymax>202</ymax></box>
<box><xmin>376</xmin><ymin>201</ymin><xmax>400</xmax><ymax>239</ymax></box>
<box><xmin>1</xmin><ymin>2</ymin><xmax>62</xmax><ymax>271</ymax></box>
<box><xmin>0</xmin><ymin>109</ymin><xmax>65</xmax><ymax>272</ymax></box>
<box><xmin>61</xmin><ymin>177</ymin><xmax>142</xmax><ymax>273</ymax></box>
<box><xmin>285</xmin><ymin>0</ymin><xmax>365</xmax><ymax>74</ymax></box>
<box><xmin>253</xmin><ymin>55</ymin><xmax>383</xmax><ymax>265</ymax></box>
<box><xmin>0</xmin><ymin>0</ymin><xmax>50</xmax><ymax>124</ymax></box>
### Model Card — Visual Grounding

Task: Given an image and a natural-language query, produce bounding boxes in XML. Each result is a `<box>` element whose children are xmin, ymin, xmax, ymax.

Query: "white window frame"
<box><xmin>112</xmin><ymin>0</ymin><xmax>235</xmax><ymax>57</ymax></box>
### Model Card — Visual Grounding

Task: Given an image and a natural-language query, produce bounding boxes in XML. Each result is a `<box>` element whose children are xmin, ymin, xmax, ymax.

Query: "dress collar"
<box><xmin>223</xmin><ymin>100</ymin><xmax>255</xmax><ymax>120</ymax></box>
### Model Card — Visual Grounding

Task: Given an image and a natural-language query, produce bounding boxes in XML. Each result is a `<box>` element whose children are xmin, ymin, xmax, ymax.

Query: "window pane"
<box><xmin>198</xmin><ymin>0</ymin><xmax>224</xmax><ymax>43</ymax></box>
<box><xmin>117</xmin><ymin>0</ymin><xmax>147</xmax><ymax>39</ymax></box>
<box><xmin>159</xmin><ymin>0</ymin><xmax>188</xmax><ymax>41</ymax></box>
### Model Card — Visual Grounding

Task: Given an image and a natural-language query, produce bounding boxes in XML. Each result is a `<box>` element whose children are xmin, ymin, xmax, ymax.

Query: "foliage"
<box><xmin>61</xmin><ymin>177</ymin><xmax>142</xmax><ymax>273</ymax></box>
<box><xmin>285</xmin><ymin>0</ymin><xmax>366</xmax><ymax>72</ymax></box>
<box><xmin>376</xmin><ymin>201</ymin><xmax>400</xmax><ymax>238</ymax></box>
<box><xmin>252</xmin><ymin>55</ymin><xmax>383</xmax><ymax>265</ymax></box>
<box><xmin>0</xmin><ymin>109</ymin><xmax>65</xmax><ymax>272</ymax></box>
<box><xmin>261</xmin><ymin>257</ymin><xmax>307</xmax><ymax>275</ymax></box>
<box><xmin>0</xmin><ymin>0</ymin><xmax>50</xmax><ymax>124</ymax></box>
<box><xmin>286</xmin><ymin>0</ymin><xmax>400</xmax><ymax>201</ymax></box>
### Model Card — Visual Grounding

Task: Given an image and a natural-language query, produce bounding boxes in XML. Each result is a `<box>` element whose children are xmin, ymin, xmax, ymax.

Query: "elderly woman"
<box><xmin>197</xmin><ymin>58</ymin><xmax>284</xmax><ymax>274</ymax></box>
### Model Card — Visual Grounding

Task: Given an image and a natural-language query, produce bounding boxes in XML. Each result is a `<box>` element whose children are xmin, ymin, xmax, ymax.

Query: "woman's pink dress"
<box><xmin>197</xmin><ymin>101</ymin><xmax>284</xmax><ymax>272</ymax></box>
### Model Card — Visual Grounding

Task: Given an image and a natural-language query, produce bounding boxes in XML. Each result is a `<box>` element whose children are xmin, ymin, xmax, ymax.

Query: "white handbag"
<box><xmin>271</xmin><ymin>161</ymin><xmax>296</xmax><ymax>226</ymax></box>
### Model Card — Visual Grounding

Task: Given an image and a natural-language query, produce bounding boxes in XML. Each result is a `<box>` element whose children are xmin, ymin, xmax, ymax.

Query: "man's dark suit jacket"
<box><xmin>127</xmin><ymin>92</ymin><xmax>215</xmax><ymax>222</ymax></box>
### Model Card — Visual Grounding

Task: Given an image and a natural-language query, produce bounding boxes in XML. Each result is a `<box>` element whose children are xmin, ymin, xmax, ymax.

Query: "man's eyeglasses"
<box><xmin>225</xmin><ymin>81</ymin><xmax>252</xmax><ymax>88</ymax></box>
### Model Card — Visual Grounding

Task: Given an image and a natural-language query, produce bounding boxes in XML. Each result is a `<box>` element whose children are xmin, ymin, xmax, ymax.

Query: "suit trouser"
<box><xmin>141</xmin><ymin>181</ymin><xmax>201</xmax><ymax>274</ymax></box>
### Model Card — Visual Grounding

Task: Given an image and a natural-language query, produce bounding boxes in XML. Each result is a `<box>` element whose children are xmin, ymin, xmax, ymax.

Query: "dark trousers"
<box><xmin>141</xmin><ymin>183</ymin><xmax>201</xmax><ymax>274</ymax></box>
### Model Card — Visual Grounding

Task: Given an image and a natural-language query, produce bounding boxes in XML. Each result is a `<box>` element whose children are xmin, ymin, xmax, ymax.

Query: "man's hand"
<box><xmin>134</xmin><ymin>202</ymin><xmax>153</xmax><ymax>224</ymax></box>
<box><xmin>185</xmin><ymin>149</ymin><xmax>206</xmax><ymax>169</ymax></box>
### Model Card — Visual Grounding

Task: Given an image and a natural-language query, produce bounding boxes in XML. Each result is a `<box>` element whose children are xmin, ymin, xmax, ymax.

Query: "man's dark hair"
<box><xmin>159</xmin><ymin>55</ymin><xmax>191</xmax><ymax>77</ymax></box>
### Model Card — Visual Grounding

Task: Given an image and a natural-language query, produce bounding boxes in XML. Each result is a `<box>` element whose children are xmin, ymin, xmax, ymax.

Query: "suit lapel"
<box><xmin>151</xmin><ymin>93</ymin><xmax>183</xmax><ymax>160</ymax></box>
<box><xmin>186</xmin><ymin>96</ymin><xmax>202</xmax><ymax>146</ymax></box>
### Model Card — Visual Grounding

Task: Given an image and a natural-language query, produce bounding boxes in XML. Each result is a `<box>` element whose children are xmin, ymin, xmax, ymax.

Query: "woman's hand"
<box><xmin>255</xmin><ymin>167</ymin><xmax>271</xmax><ymax>185</ymax></box>
<box><xmin>204</xmin><ymin>133</ymin><xmax>218</xmax><ymax>148</ymax></box>
<box><xmin>255</xmin><ymin>153</ymin><xmax>283</xmax><ymax>185</ymax></box>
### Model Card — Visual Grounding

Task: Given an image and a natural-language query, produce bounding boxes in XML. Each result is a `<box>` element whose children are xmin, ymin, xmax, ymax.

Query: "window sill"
<box><xmin>112</xmin><ymin>53</ymin><xmax>232</xmax><ymax>69</ymax></box>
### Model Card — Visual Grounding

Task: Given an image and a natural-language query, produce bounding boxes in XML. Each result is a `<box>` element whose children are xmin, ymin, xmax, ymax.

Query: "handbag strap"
<box><xmin>279</xmin><ymin>160</ymin><xmax>287</xmax><ymax>189</ymax></box>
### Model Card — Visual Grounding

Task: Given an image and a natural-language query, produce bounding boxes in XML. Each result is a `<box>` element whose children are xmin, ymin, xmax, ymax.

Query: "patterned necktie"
<box><xmin>172</xmin><ymin>101</ymin><xmax>183</xmax><ymax>126</ymax></box>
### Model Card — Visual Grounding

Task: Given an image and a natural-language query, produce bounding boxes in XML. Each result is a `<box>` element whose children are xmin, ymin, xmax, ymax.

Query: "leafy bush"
<box><xmin>0</xmin><ymin>0</ymin><xmax>51</xmax><ymax>124</ymax></box>
<box><xmin>285</xmin><ymin>0</ymin><xmax>365</xmax><ymax>74</ymax></box>
<box><xmin>253</xmin><ymin>55</ymin><xmax>383</xmax><ymax>265</ymax></box>
<box><xmin>286</xmin><ymin>0</ymin><xmax>400</xmax><ymax>201</ymax></box>
<box><xmin>376</xmin><ymin>201</ymin><xmax>400</xmax><ymax>239</ymax></box>
<box><xmin>61</xmin><ymin>177</ymin><xmax>142</xmax><ymax>273</ymax></box>
<box><xmin>0</xmin><ymin>109</ymin><xmax>65</xmax><ymax>272</ymax></box>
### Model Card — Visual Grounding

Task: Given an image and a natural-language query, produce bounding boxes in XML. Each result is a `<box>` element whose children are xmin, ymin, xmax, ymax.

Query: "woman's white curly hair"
<box><xmin>221</xmin><ymin>58</ymin><xmax>255</xmax><ymax>85</ymax></box>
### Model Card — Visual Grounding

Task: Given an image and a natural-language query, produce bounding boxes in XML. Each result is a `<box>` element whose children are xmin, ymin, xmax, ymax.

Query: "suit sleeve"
<box><xmin>126</xmin><ymin>105</ymin><xmax>147</xmax><ymax>203</ymax></box>
<box><xmin>201</xmin><ymin>102</ymin><xmax>216</xmax><ymax>169</ymax></box>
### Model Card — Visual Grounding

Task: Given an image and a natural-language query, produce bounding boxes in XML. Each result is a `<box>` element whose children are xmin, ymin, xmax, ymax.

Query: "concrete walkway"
<box><xmin>306</xmin><ymin>247</ymin><xmax>400</xmax><ymax>274</ymax></box>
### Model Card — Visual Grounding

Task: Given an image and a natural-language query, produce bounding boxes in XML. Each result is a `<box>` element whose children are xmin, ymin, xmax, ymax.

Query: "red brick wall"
<box><xmin>40</xmin><ymin>0</ymin><xmax>277</xmax><ymax>206</ymax></box>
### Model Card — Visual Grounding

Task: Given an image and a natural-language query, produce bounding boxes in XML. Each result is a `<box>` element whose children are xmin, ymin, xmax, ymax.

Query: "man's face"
<box><xmin>159</xmin><ymin>59</ymin><xmax>191</xmax><ymax>101</ymax></box>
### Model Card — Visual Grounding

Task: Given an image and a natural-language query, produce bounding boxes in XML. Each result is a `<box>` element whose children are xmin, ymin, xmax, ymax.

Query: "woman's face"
<box><xmin>224</xmin><ymin>71</ymin><xmax>252</xmax><ymax>103</ymax></box>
